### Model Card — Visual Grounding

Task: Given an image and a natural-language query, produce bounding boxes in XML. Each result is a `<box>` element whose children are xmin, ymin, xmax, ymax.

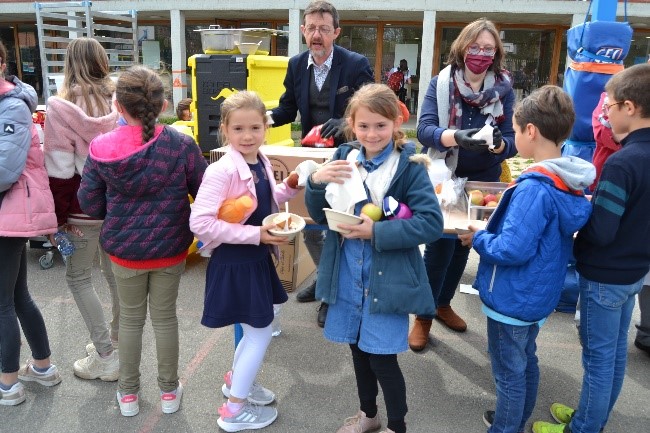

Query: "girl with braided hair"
<box><xmin>78</xmin><ymin>65</ymin><xmax>207</xmax><ymax>417</ymax></box>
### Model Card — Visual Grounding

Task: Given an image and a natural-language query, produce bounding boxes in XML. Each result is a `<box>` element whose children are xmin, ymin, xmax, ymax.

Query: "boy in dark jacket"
<box><xmin>458</xmin><ymin>85</ymin><xmax>595</xmax><ymax>433</ymax></box>
<box><xmin>532</xmin><ymin>65</ymin><xmax>650</xmax><ymax>433</ymax></box>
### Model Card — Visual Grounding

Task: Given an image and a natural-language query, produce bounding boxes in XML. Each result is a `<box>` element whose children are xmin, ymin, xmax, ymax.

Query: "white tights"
<box><xmin>229</xmin><ymin>323</ymin><xmax>272</xmax><ymax>400</ymax></box>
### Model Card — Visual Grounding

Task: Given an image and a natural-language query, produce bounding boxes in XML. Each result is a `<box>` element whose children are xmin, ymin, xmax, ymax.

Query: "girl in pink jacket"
<box><xmin>0</xmin><ymin>41</ymin><xmax>61</xmax><ymax>407</ymax></box>
<box><xmin>189</xmin><ymin>91</ymin><xmax>301</xmax><ymax>432</ymax></box>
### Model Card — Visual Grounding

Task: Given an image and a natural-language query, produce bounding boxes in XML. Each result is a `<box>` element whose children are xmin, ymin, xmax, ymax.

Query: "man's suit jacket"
<box><xmin>271</xmin><ymin>45</ymin><xmax>374</xmax><ymax>141</ymax></box>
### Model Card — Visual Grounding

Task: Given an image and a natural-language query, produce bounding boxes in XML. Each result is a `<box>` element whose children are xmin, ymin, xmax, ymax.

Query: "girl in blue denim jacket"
<box><xmin>305</xmin><ymin>84</ymin><xmax>443</xmax><ymax>433</ymax></box>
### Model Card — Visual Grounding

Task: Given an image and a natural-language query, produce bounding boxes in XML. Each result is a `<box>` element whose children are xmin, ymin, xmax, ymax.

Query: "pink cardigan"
<box><xmin>189</xmin><ymin>146</ymin><xmax>299</xmax><ymax>254</ymax></box>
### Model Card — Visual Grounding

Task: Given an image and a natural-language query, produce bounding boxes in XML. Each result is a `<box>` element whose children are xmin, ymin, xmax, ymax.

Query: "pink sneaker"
<box><xmin>336</xmin><ymin>410</ymin><xmax>382</xmax><ymax>433</ymax></box>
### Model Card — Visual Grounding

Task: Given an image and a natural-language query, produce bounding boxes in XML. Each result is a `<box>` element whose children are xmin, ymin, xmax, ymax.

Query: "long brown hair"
<box><xmin>59</xmin><ymin>37</ymin><xmax>114</xmax><ymax>116</ymax></box>
<box><xmin>446</xmin><ymin>18</ymin><xmax>505</xmax><ymax>74</ymax></box>
<box><xmin>116</xmin><ymin>66</ymin><xmax>166</xmax><ymax>144</ymax></box>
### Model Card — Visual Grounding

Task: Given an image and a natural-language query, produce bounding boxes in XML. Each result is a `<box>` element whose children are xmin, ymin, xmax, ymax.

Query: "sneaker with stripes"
<box><xmin>217</xmin><ymin>401</ymin><xmax>278</xmax><ymax>432</ymax></box>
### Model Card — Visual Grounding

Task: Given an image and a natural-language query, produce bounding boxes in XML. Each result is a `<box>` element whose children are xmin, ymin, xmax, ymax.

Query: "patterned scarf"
<box><xmin>448</xmin><ymin>66</ymin><xmax>513</xmax><ymax>129</ymax></box>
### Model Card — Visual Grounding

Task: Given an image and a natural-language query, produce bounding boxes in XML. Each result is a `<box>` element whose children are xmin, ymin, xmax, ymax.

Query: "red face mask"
<box><xmin>465</xmin><ymin>54</ymin><xmax>493</xmax><ymax>74</ymax></box>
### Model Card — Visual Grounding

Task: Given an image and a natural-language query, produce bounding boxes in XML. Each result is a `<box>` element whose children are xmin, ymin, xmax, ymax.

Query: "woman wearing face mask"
<box><xmin>411</xmin><ymin>18</ymin><xmax>516</xmax><ymax>352</ymax></box>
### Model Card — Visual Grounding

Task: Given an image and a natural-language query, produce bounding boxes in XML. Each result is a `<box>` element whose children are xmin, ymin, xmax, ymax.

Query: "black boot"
<box><xmin>317</xmin><ymin>302</ymin><xmax>328</xmax><ymax>328</ymax></box>
<box><xmin>296</xmin><ymin>281</ymin><xmax>316</xmax><ymax>303</ymax></box>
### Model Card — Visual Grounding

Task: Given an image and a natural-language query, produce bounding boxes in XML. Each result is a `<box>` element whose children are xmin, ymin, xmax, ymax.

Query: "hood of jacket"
<box><xmin>517</xmin><ymin>156</ymin><xmax>595</xmax><ymax>237</ymax></box>
<box><xmin>0</xmin><ymin>75</ymin><xmax>37</xmax><ymax>110</ymax></box>
<box><xmin>45</xmin><ymin>96</ymin><xmax>119</xmax><ymax>149</ymax></box>
<box><xmin>88</xmin><ymin>125</ymin><xmax>183</xmax><ymax>198</ymax></box>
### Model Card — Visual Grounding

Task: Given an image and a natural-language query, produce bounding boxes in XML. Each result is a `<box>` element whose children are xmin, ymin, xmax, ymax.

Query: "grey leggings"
<box><xmin>66</xmin><ymin>224</ymin><xmax>119</xmax><ymax>353</ymax></box>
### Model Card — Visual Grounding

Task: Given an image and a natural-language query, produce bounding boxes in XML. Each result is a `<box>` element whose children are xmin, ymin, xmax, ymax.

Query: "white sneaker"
<box><xmin>0</xmin><ymin>382</ymin><xmax>26</xmax><ymax>406</ymax></box>
<box><xmin>17</xmin><ymin>361</ymin><xmax>62</xmax><ymax>387</ymax></box>
<box><xmin>117</xmin><ymin>391</ymin><xmax>139</xmax><ymax>417</ymax></box>
<box><xmin>161</xmin><ymin>383</ymin><xmax>183</xmax><ymax>414</ymax></box>
<box><xmin>221</xmin><ymin>370</ymin><xmax>275</xmax><ymax>405</ymax></box>
<box><xmin>86</xmin><ymin>340</ymin><xmax>119</xmax><ymax>356</ymax></box>
<box><xmin>73</xmin><ymin>350</ymin><xmax>119</xmax><ymax>381</ymax></box>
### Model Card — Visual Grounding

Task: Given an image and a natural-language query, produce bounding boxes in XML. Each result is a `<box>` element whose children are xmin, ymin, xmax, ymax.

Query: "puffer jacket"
<box><xmin>0</xmin><ymin>75</ymin><xmax>34</xmax><ymax>193</ymax></box>
<box><xmin>305</xmin><ymin>141</ymin><xmax>444</xmax><ymax>315</ymax></box>
<box><xmin>78</xmin><ymin>125</ymin><xmax>207</xmax><ymax>260</ymax></box>
<box><xmin>473</xmin><ymin>157</ymin><xmax>595</xmax><ymax>322</ymax></box>
<box><xmin>0</xmin><ymin>76</ymin><xmax>57</xmax><ymax>237</ymax></box>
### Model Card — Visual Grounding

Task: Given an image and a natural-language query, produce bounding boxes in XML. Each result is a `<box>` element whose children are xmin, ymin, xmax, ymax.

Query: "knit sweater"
<box><xmin>574</xmin><ymin>127</ymin><xmax>650</xmax><ymax>284</ymax></box>
<box><xmin>44</xmin><ymin>91</ymin><xmax>118</xmax><ymax>225</ymax></box>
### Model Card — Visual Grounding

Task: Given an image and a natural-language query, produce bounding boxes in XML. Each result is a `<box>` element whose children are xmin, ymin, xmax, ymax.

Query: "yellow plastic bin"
<box><xmin>248</xmin><ymin>55</ymin><xmax>293</xmax><ymax>147</ymax></box>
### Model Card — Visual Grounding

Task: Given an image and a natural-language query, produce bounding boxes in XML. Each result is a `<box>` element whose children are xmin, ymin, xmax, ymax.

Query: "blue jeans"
<box><xmin>0</xmin><ymin>237</ymin><xmax>52</xmax><ymax>373</ymax></box>
<box><xmin>487</xmin><ymin>318</ymin><xmax>540</xmax><ymax>433</ymax></box>
<box><xmin>570</xmin><ymin>274</ymin><xmax>644</xmax><ymax>433</ymax></box>
<box><xmin>420</xmin><ymin>238</ymin><xmax>470</xmax><ymax>319</ymax></box>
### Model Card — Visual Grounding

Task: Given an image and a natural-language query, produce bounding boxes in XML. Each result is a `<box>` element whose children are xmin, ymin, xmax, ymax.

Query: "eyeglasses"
<box><xmin>467</xmin><ymin>44</ymin><xmax>496</xmax><ymax>56</ymax></box>
<box><xmin>602</xmin><ymin>100</ymin><xmax>624</xmax><ymax>115</ymax></box>
<box><xmin>304</xmin><ymin>25</ymin><xmax>334</xmax><ymax>35</ymax></box>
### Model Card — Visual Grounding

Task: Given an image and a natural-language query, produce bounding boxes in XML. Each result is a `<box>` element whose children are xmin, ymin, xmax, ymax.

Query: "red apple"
<box><xmin>483</xmin><ymin>193</ymin><xmax>497</xmax><ymax>204</ymax></box>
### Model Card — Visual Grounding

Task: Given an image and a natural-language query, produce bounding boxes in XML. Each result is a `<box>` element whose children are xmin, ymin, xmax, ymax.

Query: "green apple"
<box><xmin>361</xmin><ymin>203</ymin><xmax>383</xmax><ymax>222</ymax></box>
<box><xmin>469</xmin><ymin>190</ymin><xmax>484</xmax><ymax>206</ymax></box>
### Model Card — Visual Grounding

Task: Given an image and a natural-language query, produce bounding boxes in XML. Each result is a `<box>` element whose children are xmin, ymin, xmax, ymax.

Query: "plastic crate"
<box><xmin>247</xmin><ymin>55</ymin><xmax>293</xmax><ymax>147</ymax></box>
<box><xmin>188</xmin><ymin>54</ymin><xmax>293</xmax><ymax>152</ymax></box>
<box><xmin>465</xmin><ymin>181</ymin><xmax>508</xmax><ymax>221</ymax></box>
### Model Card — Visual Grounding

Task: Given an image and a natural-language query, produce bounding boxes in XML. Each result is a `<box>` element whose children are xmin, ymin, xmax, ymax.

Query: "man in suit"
<box><xmin>270</xmin><ymin>0</ymin><xmax>373</xmax><ymax>328</ymax></box>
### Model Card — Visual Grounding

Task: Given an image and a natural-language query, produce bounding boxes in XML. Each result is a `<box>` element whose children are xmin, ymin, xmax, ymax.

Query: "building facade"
<box><xmin>1</xmin><ymin>0</ymin><xmax>649</xmax><ymax>113</ymax></box>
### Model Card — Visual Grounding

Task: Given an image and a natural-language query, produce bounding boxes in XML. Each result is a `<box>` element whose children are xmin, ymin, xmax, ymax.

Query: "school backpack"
<box><xmin>387</xmin><ymin>70</ymin><xmax>404</xmax><ymax>92</ymax></box>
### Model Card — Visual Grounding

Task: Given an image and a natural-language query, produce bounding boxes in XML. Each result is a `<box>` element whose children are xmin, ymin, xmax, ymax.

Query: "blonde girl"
<box><xmin>43</xmin><ymin>37</ymin><xmax>121</xmax><ymax>381</ymax></box>
<box><xmin>305</xmin><ymin>83</ymin><xmax>444</xmax><ymax>433</ymax></box>
<box><xmin>190</xmin><ymin>91</ymin><xmax>300</xmax><ymax>432</ymax></box>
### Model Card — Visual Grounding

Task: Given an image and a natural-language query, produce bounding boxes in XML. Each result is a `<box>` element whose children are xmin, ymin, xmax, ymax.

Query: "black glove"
<box><xmin>321</xmin><ymin>118</ymin><xmax>345</xmax><ymax>139</ymax></box>
<box><xmin>454</xmin><ymin>128</ymin><xmax>486</xmax><ymax>152</ymax></box>
<box><xmin>491</xmin><ymin>127</ymin><xmax>504</xmax><ymax>152</ymax></box>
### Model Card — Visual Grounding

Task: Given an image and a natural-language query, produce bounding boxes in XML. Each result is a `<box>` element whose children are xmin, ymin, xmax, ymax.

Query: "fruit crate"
<box><xmin>464</xmin><ymin>181</ymin><xmax>509</xmax><ymax>221</ymax></box>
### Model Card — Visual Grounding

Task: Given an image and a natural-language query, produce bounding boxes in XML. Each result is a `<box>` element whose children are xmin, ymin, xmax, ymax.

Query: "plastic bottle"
<box><xmin>53</xmin><ymin>231</ymin><xmax>75</xmax><ymax>257</ymax></box>
<box><xmin>271</xmin><ymin>304</ymin><xmax>282</xmax><ymax>337</ymax></box>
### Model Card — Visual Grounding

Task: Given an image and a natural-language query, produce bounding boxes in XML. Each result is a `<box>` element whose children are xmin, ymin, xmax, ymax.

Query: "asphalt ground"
<box><xmin>1</xmin><ymin>243</ymin><xmax>648</xmax><ymax>433</ymax></box>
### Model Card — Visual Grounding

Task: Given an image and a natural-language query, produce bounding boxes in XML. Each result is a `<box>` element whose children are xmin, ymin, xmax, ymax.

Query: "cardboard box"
<box><xmin>275</xmin><ymin>232</ymin><xmax>316</xmax><ymax>292</ymax></box>
<box><xmin>210</xmin><ymin>145</ymin><xmax>336</xmax><ymax>224</ymax></box>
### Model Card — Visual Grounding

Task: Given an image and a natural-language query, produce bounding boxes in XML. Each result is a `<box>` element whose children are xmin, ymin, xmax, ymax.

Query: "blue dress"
<box><xmin>201</xmin><ymin>160</ymin><xmax>288</xmax><ymax>329</ymax></box>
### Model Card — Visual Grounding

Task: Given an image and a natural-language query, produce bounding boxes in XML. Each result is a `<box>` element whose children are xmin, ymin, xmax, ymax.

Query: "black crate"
<box><xmin>194</xmin><ymin>54</ymin><xmax>249</xmax><ymax>152</ymax></box>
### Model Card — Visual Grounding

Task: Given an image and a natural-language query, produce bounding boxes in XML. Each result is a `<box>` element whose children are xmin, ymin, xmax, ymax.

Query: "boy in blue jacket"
<box><xmin>532</xmin><ymin>64</ymin><xmax>650</xmax><ymax>433</ymax></box>
<box><xmin>458</xmin><ymin>85</ymin><xmax>595</xmax><ymax>433</ymax></box>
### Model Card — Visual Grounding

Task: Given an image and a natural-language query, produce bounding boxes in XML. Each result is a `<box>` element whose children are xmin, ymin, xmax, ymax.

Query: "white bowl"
<box><xmin>262</xmin><ymin>212</ymin><xmax>306</xmax><ymax>240</ymax></box>
<box><xmin>323</xmin><ymin>208</ymin><xmax>362</xmax><ymax>234</ymax></box>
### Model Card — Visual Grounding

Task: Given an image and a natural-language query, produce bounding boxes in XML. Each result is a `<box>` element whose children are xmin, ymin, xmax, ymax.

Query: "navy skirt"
<box><xmin>201</xmin><ymin>242</ymin><xmax>288</xmax><ymax>329</ymax></box>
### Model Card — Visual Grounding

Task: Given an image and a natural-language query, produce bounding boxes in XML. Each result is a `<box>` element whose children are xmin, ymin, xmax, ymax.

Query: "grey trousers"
<box><xmin>67</xmin><ymin>224</ymin><xmax>119</xmax><ymax>354</ymax></box>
